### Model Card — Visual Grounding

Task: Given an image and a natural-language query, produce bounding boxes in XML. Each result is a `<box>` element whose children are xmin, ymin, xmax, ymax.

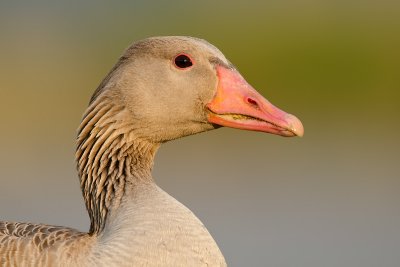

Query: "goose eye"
<box><xmin>174</xmin><ymin>54</ymin><xmax>193</xmax><ymax>69</ymax></box>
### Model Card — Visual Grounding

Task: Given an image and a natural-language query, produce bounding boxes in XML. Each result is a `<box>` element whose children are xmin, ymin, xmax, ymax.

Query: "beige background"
<box><xmin>0</xmin><ymin>1</ymin><xmax>399</xmax><ymax>266</ymax></box>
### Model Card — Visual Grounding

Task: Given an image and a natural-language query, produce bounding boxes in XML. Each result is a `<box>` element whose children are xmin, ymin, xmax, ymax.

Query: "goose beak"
<box><xmin>207</xmin><ymin>66</ymin><xmax>304</xmax><ymax>137</ymax></box>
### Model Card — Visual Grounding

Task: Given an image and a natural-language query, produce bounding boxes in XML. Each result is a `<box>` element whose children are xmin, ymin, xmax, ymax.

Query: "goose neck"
<box><xmin>76</xmin><ymin>95</ymin><xmax>160</xmax><ymax>234</ymax></box>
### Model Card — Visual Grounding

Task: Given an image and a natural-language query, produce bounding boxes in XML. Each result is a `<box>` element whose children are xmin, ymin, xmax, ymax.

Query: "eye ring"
<box><xmin>173</xmin><ymin>53</ymin><xmax>194</xmax><ymax>69</ymax></box>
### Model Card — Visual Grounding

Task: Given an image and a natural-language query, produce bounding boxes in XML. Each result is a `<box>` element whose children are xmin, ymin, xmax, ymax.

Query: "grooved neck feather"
<box><xmin>76</xmin><ymin>95</ymin><xmax>159</xmax><ymax>234</ymax></box>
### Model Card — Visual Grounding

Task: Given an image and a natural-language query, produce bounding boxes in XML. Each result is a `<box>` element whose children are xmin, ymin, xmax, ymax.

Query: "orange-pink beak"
<box><xmin>207</xmin><ymin>66</ymin><xmax>304</xmax><ymax>137</ymax></box>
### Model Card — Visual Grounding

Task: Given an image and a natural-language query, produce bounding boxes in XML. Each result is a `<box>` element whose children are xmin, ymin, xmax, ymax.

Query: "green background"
<box><xmin>0</xmin><ymin>1</ymin><xmax>399</xmax><ymax>266</ymax></box>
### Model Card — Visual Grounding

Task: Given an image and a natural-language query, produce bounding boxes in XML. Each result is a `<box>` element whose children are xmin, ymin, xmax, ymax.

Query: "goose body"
<box><xmin>0</xmin><ymin>36</ymin><xmax>303</xmax><ymax>266</ymax></box>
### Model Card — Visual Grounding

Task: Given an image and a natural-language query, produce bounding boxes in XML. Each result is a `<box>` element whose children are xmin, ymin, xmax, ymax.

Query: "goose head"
<box><xmin>78</xmin><ymin>36</ymin><xmax>303</xmax><ymax>234</ymax></box>
<box><xmin>90</xmin><ymin>36</ymin><xmax>303</xmax><ymax>144</ymax></box>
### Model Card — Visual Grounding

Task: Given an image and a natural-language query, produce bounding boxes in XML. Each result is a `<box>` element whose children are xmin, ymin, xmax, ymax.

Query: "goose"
<box><xmin>0</xmin><ymin>36</ymin><xmax>303</xmax><ymax>266</ymax></box>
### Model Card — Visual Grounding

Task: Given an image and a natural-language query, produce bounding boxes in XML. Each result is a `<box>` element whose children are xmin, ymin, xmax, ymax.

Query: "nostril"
<box><xmin>246</xmin><ymin>97</ymin><xmax>259</xmax><ymax>108</ymax></box>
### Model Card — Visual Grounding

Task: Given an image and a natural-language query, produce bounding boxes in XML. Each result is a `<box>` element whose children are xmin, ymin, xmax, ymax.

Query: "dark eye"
<box><xmin>174</xmin><ymin>54</ymin><xmax>193</xmax><ymax>69</ymax></box>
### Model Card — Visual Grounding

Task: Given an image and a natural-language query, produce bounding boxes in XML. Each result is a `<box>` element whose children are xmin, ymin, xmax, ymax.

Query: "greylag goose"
<box><xmin>0</xmin><ymin>36</ymin><xmax>303</xmax><ymax>266</ymax></box>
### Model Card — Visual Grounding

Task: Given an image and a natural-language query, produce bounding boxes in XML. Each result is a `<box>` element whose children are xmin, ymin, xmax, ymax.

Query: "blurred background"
<box><xmin>0</xmin><ymin>0</ymin><xmax>399</xmax><ymax>266</ymax></box>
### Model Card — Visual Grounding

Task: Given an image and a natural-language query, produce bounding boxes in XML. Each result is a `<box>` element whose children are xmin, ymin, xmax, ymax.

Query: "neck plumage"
<box><xmin>75</xmin><ymin>95</ymin><xmax>159</xmax><ymax>234</ymax></box>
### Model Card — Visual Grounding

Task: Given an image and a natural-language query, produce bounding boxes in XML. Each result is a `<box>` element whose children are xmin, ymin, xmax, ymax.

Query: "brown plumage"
<box><xmin>0</xmin><ymin>36</ymin><xmax>303</xmax><ymax>266</ymax></box>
